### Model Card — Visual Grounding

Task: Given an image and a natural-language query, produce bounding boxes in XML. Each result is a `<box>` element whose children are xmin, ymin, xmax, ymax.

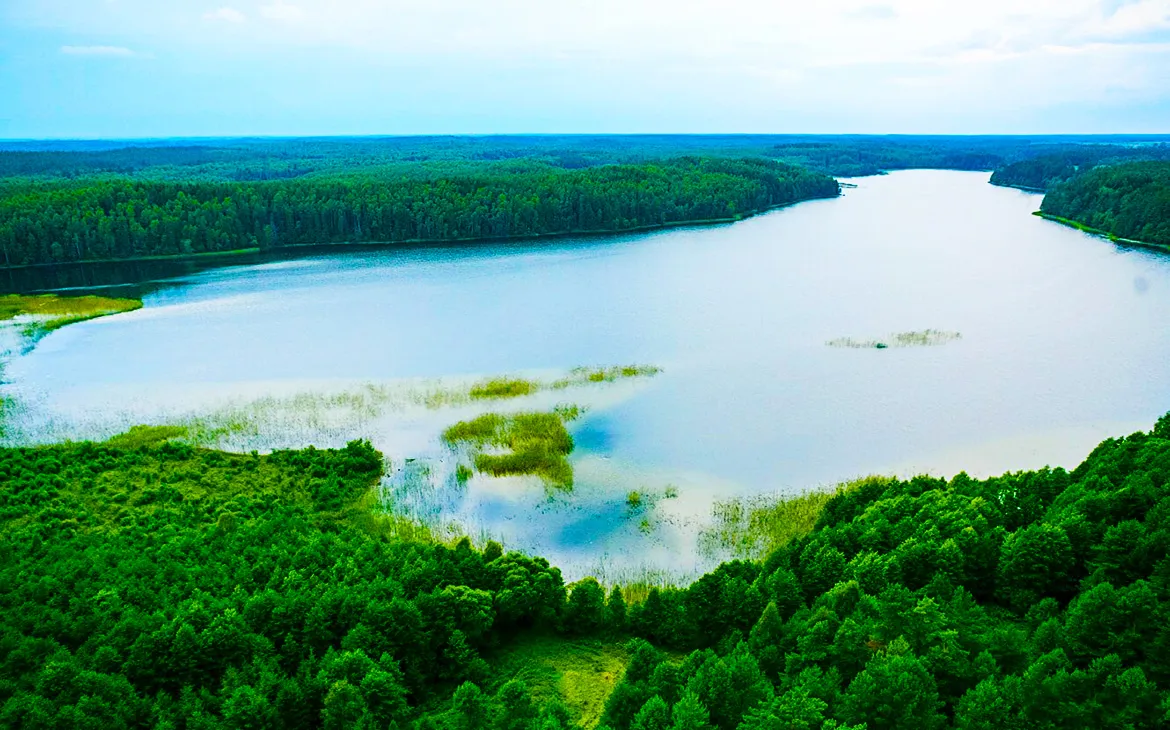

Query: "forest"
<box><xmin>990</xmin><ymin>145</ymin><xmax>1170</xmax><ymax>191</ymax></box>
<box><xmin>1</xmin><ymin>414</ymin><xmax>1168</xmax><ymax>728</ymax></box>
<box><xmin>8</xmin><ymin>135</ymin><xmax>1170</xmax><ymax>270</ymax></box>
<box><xmin>1039</xmin><ymin>162</ymin><xmax>1170</xmax><ymax>246</ymax></box>
<box><xmin>3</xmin><ymin>135</ymin><xmax>1153</xmax><ymax>181</ymax></box>
<box><xmin>0</xmin><ymin>158</ymin><xmax>838</xmax><ymax>267</ymax></box>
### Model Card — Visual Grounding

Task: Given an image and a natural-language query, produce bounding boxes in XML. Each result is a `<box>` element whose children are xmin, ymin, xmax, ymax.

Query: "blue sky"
<box><xmin>1</xmin><ymin>0</ymin><xmax>1169</xmax><ymax>138</ymax></box>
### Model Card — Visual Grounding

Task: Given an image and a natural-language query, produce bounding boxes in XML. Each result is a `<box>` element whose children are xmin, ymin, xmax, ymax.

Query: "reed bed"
<box><xmin>698</xmin><ymin>476</ymin><xmax>894</xmax><ymax>560</ymax></box>
<box><xmin>442</xmin><ymin>409</ymin><xmax>580</xmax><ymax>489</ymax></box>
<box><xmin>827</xmin><ymin>329</ymin><xmax>961</xmax><ymax>349</ymax></box>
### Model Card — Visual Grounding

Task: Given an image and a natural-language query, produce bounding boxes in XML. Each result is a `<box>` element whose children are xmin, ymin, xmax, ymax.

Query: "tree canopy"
<box><xmin>1040</xmin><ymin>161</ymin><xmax>1170</xmax><ymax>246</ymax></box>
<box><xmin>1</xmin><ymin>413</ymin><xmax>1169</xmax><ymax>727</ymax></box>
<box><xmin>0</xmin><ymin>158</ymin><xmax>838</xmax><ymax>267</ymax></box>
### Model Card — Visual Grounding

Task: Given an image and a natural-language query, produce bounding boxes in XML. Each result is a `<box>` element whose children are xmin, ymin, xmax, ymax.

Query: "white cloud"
<box><xmin>60</xmin><ymin>45</ymin><xmax>137</xmax><ymax>57</ymax></box>
<box><xmin>1096</xmin><ymin>0</ymin><xmax>1170</xmax><ymax>36</ymax></box>
<box><xmin>204</xmin><ymin>7</ymin><xmax>246</xmax><ymax>23</ymax></box>
<box><xmin>260</xmin><ymin>1</ymin><xmax>304</xmax><ymax>22</ymax></box>
<box><xmin>15</xmin><ymin>0</ymin><xmax>1170</xmax><ymax>132</ymax></box>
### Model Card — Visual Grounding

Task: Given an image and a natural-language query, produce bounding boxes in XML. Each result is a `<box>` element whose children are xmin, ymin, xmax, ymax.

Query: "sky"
<box><xmin>1</xmin><ymin>0</ymin><xmax>1169</xmax><ymax>138</ymax></box>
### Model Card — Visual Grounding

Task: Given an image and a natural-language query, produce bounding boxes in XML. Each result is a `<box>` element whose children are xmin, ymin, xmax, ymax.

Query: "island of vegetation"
<box><xmin>1038</xmin><ymin>161</ymin><xmax>1170</xmax><ymax>248</ymax></box>
<box><xmin>1</xmin><ymin>412</ymin><xmax>1168</xmax><ymax>728</ymax></box>
<box><xmin>442</xmin><ymin>407</ymin><xmax>581</xmax><ymax>489</ymax></box>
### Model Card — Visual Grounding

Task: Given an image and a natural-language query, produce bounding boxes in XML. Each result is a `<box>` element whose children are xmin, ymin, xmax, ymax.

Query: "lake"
<box><xmin>4</xmin><ymin>170</ymin><xmax>1169</xmax><ymax>581</ymax></box>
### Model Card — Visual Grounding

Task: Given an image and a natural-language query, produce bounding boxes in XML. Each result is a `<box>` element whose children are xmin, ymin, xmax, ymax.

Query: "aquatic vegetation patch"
<box><xmin>468</xmin><ymin>365</ymin><xmax>660</xmax><ymax>400</ymax></box>
<box><xmin>469</xmin><ymin>377</ymin><xmax>539</xmax><ymax>400</ymax></box>
<box><xmin>443</xmin><ymin>409</ymin><xmax>579</xmax><ymax>489</ymax></box>
<box><xmin>827</xmin><ymin>329</ymin><xmax>961</xmax><ymax>349</ymax></box>
<box><xmin>699</xmin><ymin>476</ymin><xmax>894</xmax><ymax>560</ymax></box>
<box><xmin>552</xmin><ymin>365</ymin><xmax>661</xmax><ymax>389</ymax></box>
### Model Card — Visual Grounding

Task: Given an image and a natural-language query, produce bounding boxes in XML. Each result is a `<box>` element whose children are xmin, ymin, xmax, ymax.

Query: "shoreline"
<box><xmin>989</xmin><ymin>180</ymin><xmax>1047</xmax><ymax>193</ymax></box>
<box><xmin>1033</xmin><ymin>211</ymin><xmax>1170</xmax><ymax>254</ymax></box>
<box><xmin>0</xmin><ymin>191</ymin><xmax>840</xmax><ymax>272</ymax></box>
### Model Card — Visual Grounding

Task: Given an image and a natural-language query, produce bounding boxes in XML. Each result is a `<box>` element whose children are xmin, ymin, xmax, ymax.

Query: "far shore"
<box><xmin>0</xmin><ymin>190</ymin><xmax>841</xmax><ymax>273</ymax></box>
<box><xmin>989</xmin><ymin>180</ymin><xmax>1047</xmax><ymax>193</ymax></box>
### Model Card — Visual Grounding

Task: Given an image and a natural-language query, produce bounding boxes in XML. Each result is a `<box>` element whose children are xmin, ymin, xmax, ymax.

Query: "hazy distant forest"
<box><xmin>2</xmin><ymin>135</ymin><xmax>1169</xmax><ymax>268</ymax></box>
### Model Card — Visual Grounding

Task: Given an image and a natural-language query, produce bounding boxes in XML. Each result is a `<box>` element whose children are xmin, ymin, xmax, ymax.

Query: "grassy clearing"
<box><xmin>699</xmin><ymin>476</ymin><xmax>894</xmax><ymax>560</ymax></box>
<box><xmin>442</xmin><ymin>409</ymin><xmax>580</xmax><ymax>489</ymax></box>
<box><xmin>487</xmin><ymin>636</ymin><xmax>629</xmax><ymax>729</ymax></box>
<box><xmin>827</xmin><ymin>329</ymin><xmax>961</xmax><ymax>349</ymax></box>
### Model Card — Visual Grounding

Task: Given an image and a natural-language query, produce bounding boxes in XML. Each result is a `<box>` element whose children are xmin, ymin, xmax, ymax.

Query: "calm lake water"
<box><xmin>5</xmin><ymin>170</ymin><xmax>1170</xmax><ymax>580</ymax></box>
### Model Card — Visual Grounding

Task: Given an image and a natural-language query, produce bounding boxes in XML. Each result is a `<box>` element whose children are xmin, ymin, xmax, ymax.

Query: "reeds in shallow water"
<box><xmin>442</xmin><ymin>409</ymin><xmax>579</xmax><ymax>489</ymax></box>
<box><xmin>827</xmin><ymin>329</ymin><xmax>961</xmax><ymax>349</ymax></box>
<box><xmin>698</xmin><ymin>476</ymin><xmax>894</xmax><ymax>560</ymax></box>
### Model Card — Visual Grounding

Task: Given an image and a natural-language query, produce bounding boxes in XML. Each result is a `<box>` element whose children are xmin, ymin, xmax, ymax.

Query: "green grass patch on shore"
<box><xmin>699</xmin><ymin>476</ymin><xmax>894</xmax><ymax>560</ymax></box>
<box><xmin>1033</xmin><ymin>211</ymin><xmax>1170</xmax><ymax>252</ymax></box>
<box><xmin>0</xmin><ymin>293</ymin><xmax>142</xmax><ymax>333</ymax></box>
<box><xmin>1034</xmin><ymin>211</ymin><xmax>1106</xmax><ymax>235</ymax></box>
<box><xmin>442</xmin><ymin>409</ymin><xmax>580</xmax><ymax>489</ymax></box>
<box><xmin>827</xmin><ymin>329</ymin><xmax>961</xmax><ymax>349</ymax></box>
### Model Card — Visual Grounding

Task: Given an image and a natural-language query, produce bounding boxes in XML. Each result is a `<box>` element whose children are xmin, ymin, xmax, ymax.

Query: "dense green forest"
<box><xmin>1039</xmin><ymin>162</ymin><xmax>1170</xmax><ymax>246</ymax></box>
<box><xmin>989</xmin><ymin>145</ymin><xmax>1170</xmax><ymax>191</ymax></box>
<box><xmin>2</xmin><ymin>415</ymin><xmax>1169</xmax><ymax>728</ymax></box>
<box><xmin>0</xmin><ymin>158</ymin><xmax>838</xmax><ymax>267</ymax></box>
<box><xmin>7</xmin><ymin>134</ymin><xmax>1170</xmax><ymax>270</ymax></box>
<box><xmin>3</xmin><ymin>135</ymin><xmax>1166</xmax><ymax>181</ymax></box>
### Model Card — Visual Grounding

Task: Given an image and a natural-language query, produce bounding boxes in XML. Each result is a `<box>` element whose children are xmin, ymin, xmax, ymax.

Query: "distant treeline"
<box><xmin>0</xmin><ymin>158</ymin><xmax>838</xmax><ymax>267</ymax></box>
<box><xmin>4</xmin><ymin>134</ymin><xmax>1167</xmax><ymax>182</ymax></box>
<box><xmin>990</xmin><ymin>145</ymin><xmax>1170</xmax><ymax>191</ymax></box>
<box><xmin>1040</xmin><ymin>161</ymin><xmax>1170</xmax><ymax>246</ymax></box>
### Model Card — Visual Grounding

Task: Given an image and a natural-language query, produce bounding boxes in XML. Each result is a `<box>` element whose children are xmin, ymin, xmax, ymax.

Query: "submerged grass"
<box><xmin>699</xmin><ymin>476</ymin><xmax>894</xmax><ymax>560</ymax></box>
<box><xmin>469</xmin><ymin>365</ymin><xmax>659</xmax><ymax>401</ymax></box>
<box><xmin>827</xmin><ymin>329</ymin><xmax>961</xmax><ymax>349</ymax></box>
<box><xmin>130</xmin><ymin>366</ymin><xmax>656</xmax><ymax>451</ymax></box>
<box><xmin>442</xmin><ymin>409</ymin><xmax>579</xmax><ymax>489</ymax></box>
<box><xmin>552</xmin><ymin>365</ymin><xmax>661</xmax><ymax>389</ymax></box>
